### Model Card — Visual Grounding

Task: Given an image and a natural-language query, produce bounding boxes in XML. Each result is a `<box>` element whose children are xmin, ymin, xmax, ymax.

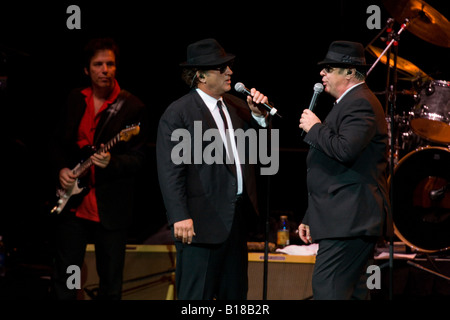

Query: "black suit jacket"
<box><xmin>302</xmin><ymin>83</ymin><xmax>391</xmax><ymax>241</ymax></box>
<box><xmin>156</xmin><ymin>89</ymin><xmax>261</xmax><ymax>244</ymax></box>
<box><xmin>52</xmin><ymin>87</ymin><xmax>150</xmax><ymax>230</ymax></box>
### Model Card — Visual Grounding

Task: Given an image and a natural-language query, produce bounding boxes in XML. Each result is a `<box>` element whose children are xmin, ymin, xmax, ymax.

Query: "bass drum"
<box><xmin>390</xmin><ymin>147</ymin><xmax>450</xmax><ymax>253</ymax></box>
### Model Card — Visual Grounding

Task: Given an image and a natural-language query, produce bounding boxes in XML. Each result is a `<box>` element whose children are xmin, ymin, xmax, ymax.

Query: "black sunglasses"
<box><xmin>323</xmin><ymin>65</ymin><xmax>336</xmax><ymax>73</ymax></box>
<box><xmin>212</xmin><ymin>60</ymin><xmax>234</xmax><ymax>74</ymax></box>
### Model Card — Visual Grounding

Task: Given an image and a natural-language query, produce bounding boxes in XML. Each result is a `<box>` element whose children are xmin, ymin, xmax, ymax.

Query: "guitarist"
<box><xmin>51</xmin><ymin>38</ymin><xmax>149</xmax><ymax>300</ymax></box>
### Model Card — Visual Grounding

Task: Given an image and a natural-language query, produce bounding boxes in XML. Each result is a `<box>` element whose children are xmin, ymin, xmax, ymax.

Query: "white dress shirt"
<box><xmin>197</xmin><ymin>88</ymin><xmax>267</xmax><ymax>195</ymax></box>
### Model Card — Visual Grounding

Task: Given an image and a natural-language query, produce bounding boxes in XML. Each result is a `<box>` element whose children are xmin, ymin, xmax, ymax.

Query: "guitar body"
<box><xmin>50</xmin><ymin>125</ymin><xmax>140</xmax><ymax>214</ymax></box>
<box><xmin>53</xmin><ymin>180</ymin><xmax>90</xmax><ymax>214</ymax></box>
<box><xmin>51</xmin><ymin>147</ymin><xmax>94</xmax><ymax>214</ymax></box>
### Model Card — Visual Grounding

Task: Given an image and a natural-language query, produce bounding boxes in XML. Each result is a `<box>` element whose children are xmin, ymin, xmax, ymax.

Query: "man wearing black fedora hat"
<box><xmin>157</xmin><ymin>38</ymin><xmax>270</xmax><ymax>299</ymax></box>
<box><xmin>298</xmin><ymin>41</ymin><xmax>390</xmax><ymax>299</ymax></box>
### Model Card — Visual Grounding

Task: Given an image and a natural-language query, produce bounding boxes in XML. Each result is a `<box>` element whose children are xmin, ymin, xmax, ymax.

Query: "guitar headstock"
<box><xmin>119</xmin><ymin>124</ymin><xmax>140</xmax><ymax>142</ymax></box>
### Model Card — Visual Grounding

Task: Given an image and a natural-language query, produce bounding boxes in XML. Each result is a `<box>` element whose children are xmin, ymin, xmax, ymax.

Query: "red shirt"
<box><xmin>75</xmin><ymin>80</ymin><xmax>121</xmax><ymax>222</ymax></box>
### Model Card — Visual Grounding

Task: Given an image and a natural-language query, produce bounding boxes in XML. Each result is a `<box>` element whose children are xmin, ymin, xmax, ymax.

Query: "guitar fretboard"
<box><xmin>72</xmin><ymin>133</ymin><xmax>120</xmax><ymax>177</ymax></box>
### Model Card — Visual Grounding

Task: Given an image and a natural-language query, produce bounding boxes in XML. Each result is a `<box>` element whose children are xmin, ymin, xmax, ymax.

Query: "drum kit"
<box><xmin>370</xmin><ymin>1</ymin><xmax>450</xmax><ymax>254</ymax></box>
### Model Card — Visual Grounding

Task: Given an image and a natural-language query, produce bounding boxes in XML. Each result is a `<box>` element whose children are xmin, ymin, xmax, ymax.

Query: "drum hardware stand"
<box><xmin>366</xmin><ymin>18</ymin><xmax>410</xmax><ymax>300</ymax></box>
<box><xmin>407</xmin><ymin>253</ymin><xmax>450</xmax><ymax>282</ymax></box>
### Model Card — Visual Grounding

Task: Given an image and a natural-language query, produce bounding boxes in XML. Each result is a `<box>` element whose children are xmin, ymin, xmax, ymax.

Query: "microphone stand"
<box><xmin>364</xmin><ymin>18</ymin><xmax>394</xmax><ymax>52</ymax></box>
<box><xmin>262</xmin><ymin>113</ymin><xmax>273</xmax><ymax>300</ymax></box>
<box><xmin>366</xmin><ymin>19</ymin><xmax>409</xmax><ymax>77</ymax></box>
<box><xmin>387</xmin><ymin>46</ymin><xmax>398</xmax><ymax>302</ymax></box>
<box><xmin>366</xmin><ymin>18</ymin><xmax>409</xmax><ymax>301</ymax></box>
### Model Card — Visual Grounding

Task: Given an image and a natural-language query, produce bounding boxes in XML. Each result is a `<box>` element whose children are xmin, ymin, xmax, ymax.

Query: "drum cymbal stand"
<box><xmin>366</xmin><ymin>18</ymin><xmax>410</xmax><ymax>300</ymax></box>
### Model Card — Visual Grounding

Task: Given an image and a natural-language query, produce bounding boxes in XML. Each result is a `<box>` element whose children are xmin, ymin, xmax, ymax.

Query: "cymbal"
<box><xmin>383</xmin><ymin>0</ymin><xmax>450</xmax><ymax>47</ymax></box>
<box><xmin>367</xmin><ymin>45</ymin><xmax>432</xmax><ymax>80</ymax></box>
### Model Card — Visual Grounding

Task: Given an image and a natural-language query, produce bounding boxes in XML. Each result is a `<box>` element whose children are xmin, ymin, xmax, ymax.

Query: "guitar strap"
<box><xmin>94</xmin><ymin>89</ymin><xmax>130</xmax><ymax>146</ymax></box>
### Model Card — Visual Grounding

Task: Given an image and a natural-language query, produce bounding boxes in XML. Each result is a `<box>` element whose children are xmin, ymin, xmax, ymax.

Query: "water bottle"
<box><xmin>276</xmin><ymin>215</ymin><xmax>290</xmax><ymax>248</ymax></box>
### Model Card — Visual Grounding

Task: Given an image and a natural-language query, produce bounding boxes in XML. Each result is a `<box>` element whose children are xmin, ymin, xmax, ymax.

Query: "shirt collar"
<box><xmin>336</xmin><ymin>81</ymin><xmax>364</xmax><ymax>104</ymax></box>
<box><xmin>196</xmin><ymin>88</ymin><xmax>224</xmax><ymax>112</ymax></box>
<box><xmin>81</xmin><ymin>79</ymin><xmax>121</xmax><ymax>104</ymax></box>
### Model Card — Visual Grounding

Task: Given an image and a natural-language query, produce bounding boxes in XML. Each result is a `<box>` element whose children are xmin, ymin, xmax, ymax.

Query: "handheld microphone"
<box><xmin>234</xmin><ymin>82</ymin><xmax>281</xmax><ymax>118</ymax></box>
<box><xmin>309</xmin><ymin>83</ymin><xmax>324</xmax><ymax>111</ymax></box>
<box><xmin>301</xmin><ymin>83</ymin><xmax>324</xmax><ymax>136</ymax></box>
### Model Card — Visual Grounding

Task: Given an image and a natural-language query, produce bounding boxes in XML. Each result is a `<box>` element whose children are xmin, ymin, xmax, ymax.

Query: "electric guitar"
<box><xmin>50</xmin><ymin>124</ymin><xmax>140</xmax><ymax>214</ymax></box>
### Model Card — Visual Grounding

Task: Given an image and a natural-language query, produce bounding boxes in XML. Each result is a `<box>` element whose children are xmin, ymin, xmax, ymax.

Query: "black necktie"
<box><xmin>217</xmin><ymin>100</ymin><xmax>235</xmax><ymax>171</ymax></box>
<box><xmin>217</xmin><ymin>100</ymin><xmax>229</xmax><ymax>130</ymax></box>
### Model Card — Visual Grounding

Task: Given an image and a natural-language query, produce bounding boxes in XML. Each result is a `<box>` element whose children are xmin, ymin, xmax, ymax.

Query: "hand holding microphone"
<box><xmin>300</xmin><ymin>109</ymin><xmax>322</xmax><ymax>134</ymax></box>
<box><xmin>235</xmin><ymin>82</ymin><xmax>282</xmax><ymax>118</ymax></box>
<box><xmin>300</xmin><ymin>83</ymin><xmax>324</xmax><ymax>136</ymax></box>
<box><xmin>245</xmin><ymin>88</ymin><xmax>269</xmax><ymax>116</ymax></box>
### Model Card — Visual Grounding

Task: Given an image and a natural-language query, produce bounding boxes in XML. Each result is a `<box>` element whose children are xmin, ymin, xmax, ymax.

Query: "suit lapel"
<box><xmin>325</xmin><ymin>83</ymin><xmax>366</xmax><ymax>129</ymax></box>
<box><xmin>191</xmin><ymin>90</ymin><xmax>217</xmax><ymax>130</ymax></box>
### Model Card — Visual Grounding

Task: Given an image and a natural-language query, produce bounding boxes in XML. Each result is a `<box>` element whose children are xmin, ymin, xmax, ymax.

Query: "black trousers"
<box><xmin>52</xmin><ymin>213</ymin><xmax>128</xmax><ymax>300</ymax></box>
<box><xmin>312</xmin><ymin>236</ymin><xmax>377</xmax><ymax>300</ymax></box>
<box><xmin>174</xmin><ymin>196</ymin><xmax>249</xmax><ymax>300</ymax></box>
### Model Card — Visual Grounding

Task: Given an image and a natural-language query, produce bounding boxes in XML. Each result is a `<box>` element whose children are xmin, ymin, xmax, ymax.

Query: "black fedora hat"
<box><xmin>318</xmin><ymin>41</ymin><xmax>370</xmax><ymax>68</ymax></box>
<box><xmin>180</xmin><ymin>38</ymin><xmax>235</xmax><ymax>68</ymax></box>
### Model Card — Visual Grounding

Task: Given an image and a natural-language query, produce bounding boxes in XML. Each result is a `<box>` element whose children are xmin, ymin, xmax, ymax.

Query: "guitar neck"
<box><xmin>72</xmin><ymin>133</ymin><xmax>120</xmax><ymax>177</ymax></box>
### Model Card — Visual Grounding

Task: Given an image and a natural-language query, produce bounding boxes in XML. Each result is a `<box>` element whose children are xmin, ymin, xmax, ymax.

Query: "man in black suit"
<box><xmin>51</xmin><ymin>38</ymin><xmax>149</xmax><ymax>299</ymax></box>
<box><xmin>156</xmin><ymin>38</ymin><xmax>270</xmax><ymax>300</ymax></box>
<box><xmin>298</xmin><ymin>41</ymin><xmax>390</xmax><ymax>300</ymax></box>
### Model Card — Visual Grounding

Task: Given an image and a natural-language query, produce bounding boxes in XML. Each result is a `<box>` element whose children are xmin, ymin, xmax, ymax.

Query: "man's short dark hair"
<box><xmin>83</xmin><ymin>37</ymin><xmax>120</xmax><ymax>70</ymax></box>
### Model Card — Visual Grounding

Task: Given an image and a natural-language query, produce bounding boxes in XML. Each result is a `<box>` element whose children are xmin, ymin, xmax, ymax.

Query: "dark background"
<box><xmin>1</xmin><ymin>0</ymin><xmax>449</xmax><ymax>261</ymax></box>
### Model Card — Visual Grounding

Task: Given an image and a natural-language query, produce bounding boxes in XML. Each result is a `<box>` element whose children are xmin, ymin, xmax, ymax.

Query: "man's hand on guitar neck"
<box><xmin>91</xmin><ymin>144</ymin><xmax>111</xmax><ymax>169</ymax></box>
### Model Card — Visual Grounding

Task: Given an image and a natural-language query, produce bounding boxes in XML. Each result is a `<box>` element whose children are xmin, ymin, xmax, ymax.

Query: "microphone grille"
<box><xmin>314</xmin><ymin>83</ymin><xmax>324</xmax><ymax>93</ymax></box>
<box><xmin>234</xmin><ymin>82</ymin><xmax>245</xmax><ymax>93</ymax></box>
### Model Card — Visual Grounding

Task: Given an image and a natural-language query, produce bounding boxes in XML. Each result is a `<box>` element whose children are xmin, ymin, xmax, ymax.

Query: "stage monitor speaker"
<box><xmin>247</xmin><ymin>252</ymin><xmax>315</xmax><ymax>300</ymax></box>
<box><xmin>82</xmin><ymin>245</ymin><xmax>315</xmax><ymax>300</ymax></box>
<box><xmin>82</xmin><ymin>244</ymin><xmax>176</xmax><ymax>300</ymax></box>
